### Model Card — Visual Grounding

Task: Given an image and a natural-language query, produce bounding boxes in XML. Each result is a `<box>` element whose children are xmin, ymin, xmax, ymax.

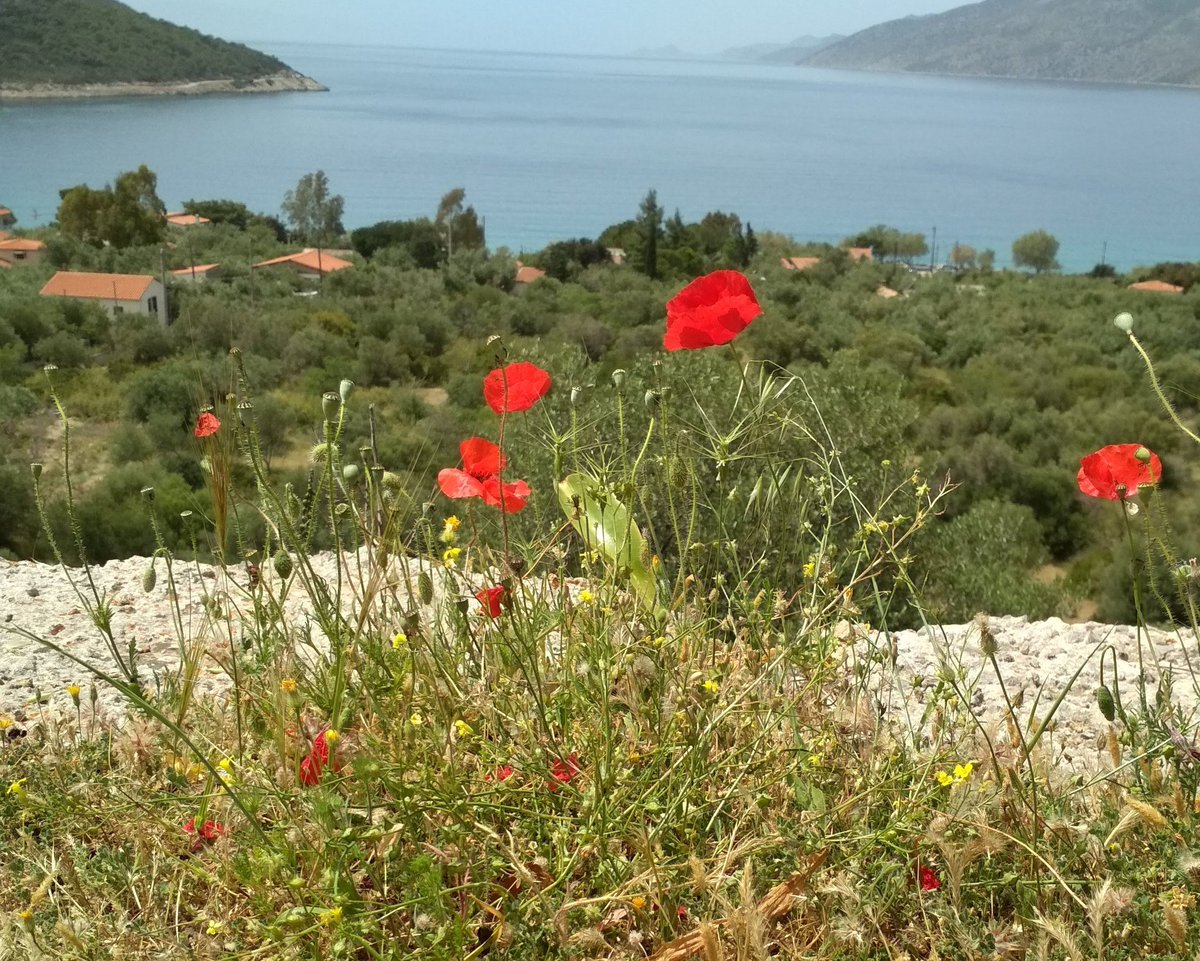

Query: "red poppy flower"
<box><xmin>476</xmin><ymin>585</ymin><xmax>507</xmax><ymax>618</ymax></box>
<box><xmin>438</xmin><ymin>438</ymin><xmax>530</xmax><ymax>513</ymax></box>
<box><xmin>483</xmin><ymin>362</ymin><xmax>552</xmax><ymax>414</ymax></box>
<box><xmin>299</xmin><ymin>728</ymin><xmax>337</xmax><ymax>786</ymax></box>
<box><xmin>918</xmin><ymin>865</ymin><xmax>940</xmax><ymax>892</ymax></box>
<box><xmin>183</xmin><ymin>817</ymin><xmax>227</xmax><ymax>851</ymax></box>
<box><xmin>548</xmin><ymin>754</ymin><xmax>581</xmax><ymax>791</ymax></box>
<box><xmin>1077</xmin><ymin>444</ymin><xmax>1162</xmax><ymax>500</ymax></box>
<box><xmin>664</xmin><ymin>270</ymin><xmax>762</xmax><ymax>351</ymax></box>
<box><xmin>194</xmin><ymin>411</ymin><xmax>221</xmax><ymax>438</ymax></box>
<box><xmin>485</xmin><ymin>764</ymin><xmax>515</xmax><ymax>782</ymax></box>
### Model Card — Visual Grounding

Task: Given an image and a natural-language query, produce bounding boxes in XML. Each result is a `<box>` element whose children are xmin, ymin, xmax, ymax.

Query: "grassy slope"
<box><xmin>0</xmin><ymin>0</ymin><xmax>288</xmax><ymax>86</ymax></box>
<box><xmin>804</xmin><ymin>0</ymin><xmax>1200</xmax><ymax>86</ymax></box>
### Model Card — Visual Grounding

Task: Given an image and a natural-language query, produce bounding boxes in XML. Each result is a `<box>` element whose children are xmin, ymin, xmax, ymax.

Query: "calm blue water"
<box><xmin>3</xmin><ymin>43</ymin><xmax>1200</xmax><ymax>271</ymax></box>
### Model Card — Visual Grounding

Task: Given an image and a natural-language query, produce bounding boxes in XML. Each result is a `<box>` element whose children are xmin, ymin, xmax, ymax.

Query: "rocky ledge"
<box><xmin>0</xmin><ymin>70</ymin><xmax>327</xmax><ymax>101</ymax></box>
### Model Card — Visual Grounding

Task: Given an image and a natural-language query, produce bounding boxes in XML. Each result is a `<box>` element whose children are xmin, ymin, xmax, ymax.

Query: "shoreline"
<box><xmin>0</xmin><ymin>70</ymin><xmax>327</xmax><ymax>102</ymax></box>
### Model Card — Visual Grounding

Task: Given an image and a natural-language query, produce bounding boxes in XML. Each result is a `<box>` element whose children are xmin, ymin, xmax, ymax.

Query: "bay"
<box><xmin>2</xmin><ymin>43</ymin><xmax>1199</xmax><ymax>272</ymax></box>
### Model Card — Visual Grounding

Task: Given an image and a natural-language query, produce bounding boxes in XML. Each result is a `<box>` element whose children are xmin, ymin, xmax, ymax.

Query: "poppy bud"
<box><xmin>418</xmin><ymin>571</ymin><xmax>434</xmax><ymax>605</ymax></box>
<box><xmin>1096</xmin><ymin>685</ymin><xmax>1116</xmax><ymax>722</ymax></box>
<box><xmin>1113</xmin><ymin>312</ymin><xmax>1134</xmax><ymax>333</ymax></box>
<box><xmin>669</xmin><ymin>455</ymin><xmax>690</xmax><ymax>491</ymax></box>
<box><xmin>273</xmin><ymin>550</ymin><xmax>294</xmax><ymax>580</ymax></box>
<box><xmin>142</xmin><ymin>564</ymin><xmax>157</xmax><ymax>594</ymax></box>
<box><xmin>644</xmin><ymin>389</ymin><xmax>664</xmax><ymax>414</ymax></box>
<box><xmin>611</xmin><ymin>369</ymin><xmax>626</xmax><ymax>393</ymax></box>
<box><xmin>30</xmin><ymin>463</ymin><xmax>42</xmax><ymax>480</ymax></box>
<box><xmin>339</xmin><ymin>379</ymin><xmax>354</xmax><ymax>403</ymax></box>
<box><xmin>321</xmin><ymin>392</ymin><xmax>341</xmax><ymax>422</ymax></box>
<box><xmin>570</xmin><ymin>386</ymin><xmax>583</xmax><ymax>406</ymax></box>
<box><xmin>343</xmin><ymin>464</ymin><xmax>360</xmax><ymax>483</ymax></box>
<box><xmin>1135</xmin><ymin>447</ymin><xmax>1151</xmax><ymax>463</ymax></box>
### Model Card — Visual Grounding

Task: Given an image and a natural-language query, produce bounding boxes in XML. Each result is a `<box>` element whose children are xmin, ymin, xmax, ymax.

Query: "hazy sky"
<box><xmin>123</xmin><ymin>1</ymin><xmax>965</xmax><ymax>55</ymax></box>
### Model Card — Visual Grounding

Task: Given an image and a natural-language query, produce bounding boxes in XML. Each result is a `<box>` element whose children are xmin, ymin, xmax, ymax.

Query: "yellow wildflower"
<box><xmin>578</xmin><ymin>590</ymin><xmax>596</xmax><ymax>605</ymax></box>
<box><xmin>953</xmin><ymin>762</ymin><xmax>974</xmax><ymax>782</ymax></box>
<box><xmin>936</xmin><ymin>770</ymin><xmax>954</xmax><ymax>787</ymax></box>
<box><xmin>631</xmin><ymin>896</ymin><xmax>647</xmax><ymax>911</ymax></box>
<box><xmin>701</xmin><ymin>679</ymin><xmax>720</xmax><ymax>695</ymax></box>
<box><xmin>392</xmin><ymin>631</ymin><xmax>408</xmax><ymax>649</ymax></box>
<box><xmin>409</xmin><ymin>712</ymin><xmax>424</xmax><ymax>728</ymax></box>
<box><xmin>441</xmin><ymin>547</ymin><xmax>462</xmax><ymax>569</ymax></box>
<box><xmin>6</xmin><ymin>779</ymin><xmax>27</xmax><ymax>800</ymax></box>
<box><xmin>802</xmin><ymin>561</ymin><xmax>816</xmax><ymax>578</ymax></box>
<box><xmin>440</xmin><ymin>516</ymin><xmax>460</xmax><ymax>544</ymax></box>
<box><xmin>323</xmin><ymin>730</ymin><xmax>340</xmax><ymax>747</ymax></box>
<box><xmin>279</xmin><ymin>677</ymin><xmax>298</xmax><ymax>694</ymax></box>
<box><xmin>809</xmin><ymin>753</ymin><xmax>824</xmax><ymax>768</ymax></box>
<box><xmin>0</xmin><ymin>717</ymin><xmax>10</xmax><ymax>731</ymax></box>
<box><xmin>66</xmin><ymin>684</ymin><xmax>82</xmax><ymax>703</ymax></box>
<box><xmin>319</xmin><ymin>906</ymin><xmax>343</xmax><ymax>926</ymax></box>
<box><xmin>454</xmin><ymin>720</ymin><xmax>473</xmax><ymax>738</ymax></box>
<box><xmin>217</xmin><ymin>758</ymin><xmax>235</xmax><ymax>782</ymax></box>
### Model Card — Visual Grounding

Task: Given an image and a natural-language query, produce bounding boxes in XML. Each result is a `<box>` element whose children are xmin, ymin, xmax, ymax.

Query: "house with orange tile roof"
<box><xmin>0</xmin><ymin>237</ymin><xmax>46</xmax><ymax>266</ymax></box>
<box><xmin>876</xmin><ymin>286</ymin><xmax>900</xmax><ymax>299</ymax></box>
<box><xmin>514</xmin><ymin>264</ymin><xmax>547</xmax><ymax>287</ymax></box>
<box><xmin>166</xmin><ymin>211</ymin><xmax>211</xmax><ymax>228</ymax></box>
<box><xmin>846</xmin><ymin>246</ymin><xmax>874</xmax><ymax>262</ymax></box>
<box><xmin>252</xmin><ymin>248</ymin><xmax>354</xmax><ymax>280</ymax></box>
<box><xmin>0</xmin><ymin>207</ymin><xmax>14</xmax><ymax>228</ymax></box>
<box><xmin>172</xmin><ymin>263</ymin><xmax>223</xmax><ymax>284</ymax></box>
<box><xmin>40</xmin><ymin>271</ymin><xmax>166</xmax><ymax>324</ymax></box>
<box><xmin>1129</xmin><ymin>279</ymin><xmax>1185</xmax><ymax>294</ymax></box>
<box><xmin>781</xmin><ymin>256</ymin><xmax>821</xmax><ymax>271</ymax></box>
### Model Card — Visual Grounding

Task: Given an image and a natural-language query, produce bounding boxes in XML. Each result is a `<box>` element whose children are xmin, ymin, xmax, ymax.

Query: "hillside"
<box><xmin>803</xmin><ymin>0</ymin><xmax>1200</xmax><ymax>87</ymax></box>
<box><xmin>0</xmin><ymin>0</ymin><xmax>319</xmax><ymax>92</ymax></box>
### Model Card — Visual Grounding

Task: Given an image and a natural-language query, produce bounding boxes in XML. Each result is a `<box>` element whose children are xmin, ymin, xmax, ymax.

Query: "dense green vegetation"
<box><xmin>805</xmin><ymin>0</ymin><xmax>1200</xmax><ymax>87</ymax></box>
<box><xmin>3</xmin><ymin>170</ymin><xmax>1200</xmax><ymax>626</ymax></box>
<box><xmin>0</xmin><ymin>0</ymin><xmax>289</xmax><ymax>86</ymax></box>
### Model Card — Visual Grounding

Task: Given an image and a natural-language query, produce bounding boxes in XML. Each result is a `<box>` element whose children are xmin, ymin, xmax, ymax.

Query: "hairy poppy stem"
<box><xmin>1127</xmin><ymin>332</ymin><xmax>1200</xmax><ymax>448</ymax></box>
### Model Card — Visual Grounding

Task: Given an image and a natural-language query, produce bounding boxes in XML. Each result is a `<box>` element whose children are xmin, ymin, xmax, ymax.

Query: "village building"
<box><xmin>846</xmin><ymin>246</ymin><xmax>875</xmax><ymax>262</ymax></box>
<box><xmin>781</xmin><ymin>256</ymin><xmax>821</xmax><ymax>271</ymax></box>
<box><xmin>514</xmin><ymin>263</ymin><xmax>547</xmax><ymax>288</ymax></box>
<box><xmin>172</xmin><ymin>263</ymin><xmax>223</xmax><ymax>284</ymax></box>
<box><xmin>0</xmin><ymin>237</ymin><xmax>47</xmax><ymax>266</ymax></box>
<box><xmin>0</xmin><ymin>207</ymin><xmax>15</xmax><ymax>228</ymax></box>
<box><xmin>40</xmin><ymin>271</ymin><xmax>166</xmax><ymax>324</ymax></box>
<box><xmin>252</xmin><ymin>248</ymin><xmax>354</xmax><ymax>280</ymax></box>
<box><xmin>165</xmin><ymin>211</ymin><xmax>211</xmax><ymax>228</ymax></box>
<box><xmin>1128</xmin><ymin>279</ymin><xmax>1185</xmax><ymax>294</ymax></box>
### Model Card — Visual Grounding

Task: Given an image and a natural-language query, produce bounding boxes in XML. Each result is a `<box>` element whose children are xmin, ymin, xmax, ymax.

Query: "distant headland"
<box><xmin>0</xmin><ymin>0</ymin><xmax>325</xmax><ymax>102</ymax></box>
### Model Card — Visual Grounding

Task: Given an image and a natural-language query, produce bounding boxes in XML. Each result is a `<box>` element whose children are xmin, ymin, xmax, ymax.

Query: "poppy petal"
<box><xmin>481</xmin><ymin>477</ymin><xmax>530</xmax><ymax>513</ymax></box>
<box><xmin>460</xmin><ymin>437</ymin><xmax>506</xmax><ymax>480</ymax></box>
<box><xmin>483</xmin><ymin>362</ymin><xmax>552</xmax><ymax>414</ymax></box>
<box><xmin>438</xmin><ymin>468</ymin><xmax>486</xmax><ymax>501</ymax></box>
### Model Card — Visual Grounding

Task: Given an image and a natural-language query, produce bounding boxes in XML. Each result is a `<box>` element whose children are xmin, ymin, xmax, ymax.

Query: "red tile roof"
<box><xmin>172</xmin><ymin>263</ymin><xmax>221</xmax><ymax>276</ymax></box>
<box><xmin>165</xmin><ymin>211</ymin><xmax>211</xmax><ymax>227</ymax></box>
<box><xmin>847</xmin><ymin>246</ymin><xmax>874</xmax><ymax>262</ymax></box>
<box><xmin>0</xmin><ymin>238</ymin><xmax>45</xmax><ymax>252</ymax></box>
<box><xmin>515</xmin><ymin>265</ymin><xmax>546</xmax><ymax>284</ymax></box>
<box><xmin>1129</xmin><ymin>280</ymin><xmax>1184</xmax><ymax>293</ymax></box>
<box><xmin>781</xmin><ymin>256</ymin><xmax>821</xmax><ymax>271</ymax></box>
<box><xmin>40</xmin><ymin>271</ymin><xmax>157</xmax><ymax>301</ymax></box>
<box><xmin>0</xmin><ymin>208</ymin><xmax>12</xmax><ymax>218</ymax></box>
<box><xmin>253</xmin><ymin>249</ymin><xmax>353</xmax><ymax>274</ymax></box>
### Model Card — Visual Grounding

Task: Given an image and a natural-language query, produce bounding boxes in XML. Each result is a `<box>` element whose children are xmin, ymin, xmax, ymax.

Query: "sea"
<box><xmin>2</xmin><ymin>43</ymin><xmax>1200</xmax><ymax>272</ymax></box>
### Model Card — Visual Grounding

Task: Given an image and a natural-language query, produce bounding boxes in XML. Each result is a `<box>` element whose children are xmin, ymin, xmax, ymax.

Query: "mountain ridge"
<box><xmin>802</xmin><ymin>0</ymin><xmax>1200</xmax><ymax>87</ymax></box>
<box><xmin>0</xmin><ymin>0</ymin><xmax>323</xmax><ymax>97</ymax></box>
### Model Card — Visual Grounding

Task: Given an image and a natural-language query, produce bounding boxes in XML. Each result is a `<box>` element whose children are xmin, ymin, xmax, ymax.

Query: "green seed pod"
<box><xmin>669</xmin><ymin>454</ymin><xmax>690</xmax><ymax>491</ymax></box>
<box><xmin>1096</xmin><ymin>685</ymin><xmax>1116</xmax><ymax>722</ymax></box>
<box><xmin>343</xmin><ymin>463</ymin><xmax>360</xmax><ymax>483</ymax></box>
<box><xmin>1113</xmin><ymin>312</ymin><xmax>1134</xmax><ymax>333</ymax></box>
<box><xmin>142</xmin><ymin>564</ymin><xmax>157</xmax><ymax>593</ymax></box>
<box><xmin>418</xmin><ymin>570</ymin><xmax>434</xmax><ymax>605</ymax></box>
<box><xmin>273</xmin><ymin>550</ymin><xmax>294</xmax><ymax>580</ymax></box>
<box><xmin>321</xmin><ymin>392</ymin><xmax>341</xmax><ymax>422</ymax></box>
<box><xmin>339</xmin><ymin>379</ymin><xmax>354</xmax><ymax>404</ymax></box>
<box><xmin>30</xmin><ymin>463</ymin><xmax>43</xmax><ymax>480</ymax></box>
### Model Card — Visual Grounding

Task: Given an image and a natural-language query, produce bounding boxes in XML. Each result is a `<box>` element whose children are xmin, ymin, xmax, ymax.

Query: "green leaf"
<box><xmin>556</xmin><ymin>472</ymin><xmax>659</xmax><ymax>614</ymax></box>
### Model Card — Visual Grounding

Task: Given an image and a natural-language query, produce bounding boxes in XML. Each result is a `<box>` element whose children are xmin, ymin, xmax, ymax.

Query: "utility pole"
<box><xmin>159</xmin><ymin>246</ymin><xmax>169</xmax><ymax>326</ymax></box>
<box><xmin>930</xmin><ymin>226</ymin><xmax>937</xmax><ymax>271</ymax></box>
<box><xmin>1101</xmin><ymin>240</ymin><xmax>1108</xmax><ymax>268</ymax></box>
